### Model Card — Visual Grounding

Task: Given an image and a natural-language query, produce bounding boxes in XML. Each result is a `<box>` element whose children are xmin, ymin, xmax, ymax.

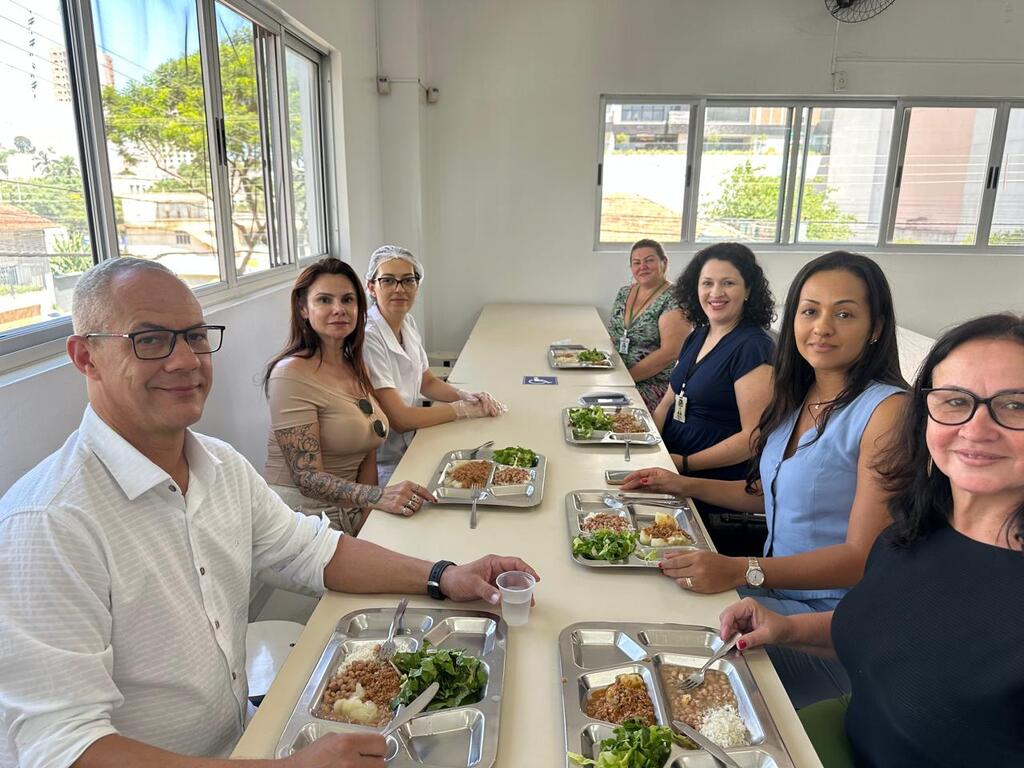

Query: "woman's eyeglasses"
<box><xmin>357</xmin><ymin>398</ymin><xmax>388</xmax><ymax>438</ymax></box>
<box><xmin>923</xmin><ymin>387</ymin><xmax>1024</xmax><ymax>431</ymax></box>
<box><xmin>372</xmin><ymin>276</ymin><xmax>420</xmax><ymax>290</ymax></box>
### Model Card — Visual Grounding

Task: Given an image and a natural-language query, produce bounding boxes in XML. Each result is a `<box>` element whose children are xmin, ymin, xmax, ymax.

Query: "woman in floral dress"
<box><xmin>607</xmin><ymin>239</ymin><xmax>690</xmax><ymax>411</ymax></box>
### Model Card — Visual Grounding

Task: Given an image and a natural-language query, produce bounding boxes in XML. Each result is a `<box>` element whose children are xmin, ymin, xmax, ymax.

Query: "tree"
<box><xmin>101</xmin><ymin>25</ymin><xmax>269</xmax><ymax>273</ymax></box>
<box><xmin>704</xmin><ymin>160</ymin><xmax>856</xmax><ymax>241</ymax></box>
<box><xmin>0</xmin><ymin>146</ymin><xmax>90</xmax><ymax>239</ymax></box>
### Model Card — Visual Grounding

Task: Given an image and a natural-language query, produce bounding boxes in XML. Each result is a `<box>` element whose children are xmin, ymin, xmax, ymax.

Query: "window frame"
<box><xmin>0</xmin><ymin>0</ymin><xmax>338</xmax><ymax>368</ymax></box>
<box><xmin>595</xmin><ymin>94</ymin><xmax>1024</xmax><ymax>257</ymax></box>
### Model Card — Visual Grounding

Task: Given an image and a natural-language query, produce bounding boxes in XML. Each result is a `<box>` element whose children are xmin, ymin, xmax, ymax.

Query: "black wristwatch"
<box><xmin>427</xmin><ymin>560</ymin><xmax>456</xmax><ymax>600</ymax></box>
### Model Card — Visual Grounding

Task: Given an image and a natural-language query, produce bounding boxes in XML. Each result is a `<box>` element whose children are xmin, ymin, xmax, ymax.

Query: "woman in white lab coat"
<box><xmin>362</xmin><ymin>245</ymin><xmax>504</xmax><ymax>483</ymax></box>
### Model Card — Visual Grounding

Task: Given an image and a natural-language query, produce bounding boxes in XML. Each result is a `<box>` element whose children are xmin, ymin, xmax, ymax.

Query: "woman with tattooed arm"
<box><xmin>262</xmin><ymin>258</ymin><xmax>436</xmax><ymax>534</ymax></box>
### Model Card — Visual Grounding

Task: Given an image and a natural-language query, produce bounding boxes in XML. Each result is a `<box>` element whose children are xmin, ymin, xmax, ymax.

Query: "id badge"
<box><xmin>618</xmin><ymin>335</ymin><xmax>630</xmax><ymax>354</ymax></box>
<box><xmin>673</xmin><ymin>392</ymin><xmax>688</xmax><ymax>422</ymax></box>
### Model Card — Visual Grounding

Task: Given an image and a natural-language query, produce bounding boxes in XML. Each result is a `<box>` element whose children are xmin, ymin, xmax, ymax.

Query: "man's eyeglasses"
<box><xmin>357</xmin><ymin>398</ymin><xmax>388</xmax><ymax>438</ymax></box>
<box><xmin>84</xmin><ymin>325</ymin><xmax>226</xmax><ymax>361</ymax></box>
<box><xmin>923</xmin><ymin>387</ymin><xmax>1024</xmax><ymax>431</ymax></box>
<box><xmin>372</xmin><ymin>275</ymin><xmax>420</xmax><ymax>290</ymax></box>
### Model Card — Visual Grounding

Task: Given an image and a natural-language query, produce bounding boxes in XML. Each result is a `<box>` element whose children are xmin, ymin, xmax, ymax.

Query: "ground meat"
<box><xmin>611</xmin><ymin>413</ymin><xmax>645</xmax><ymax>433</ymax></box>
<box><xmin>660</xmin><ymin>665</ymin><xmax>739</xmax><ymax>729</ymax></box>
<box><xmin>493</xmin><ymin>467</ymin><xmax>529</xmax><ymax>485</ymax></box>
<box><xmin>641</xmin><ymin>522</ymin><xmax>692</xmax><ymax>544</ymax></box>
<box><xmin>584</xmin><ymin>673</ymin><xmax>656</xmax><ymax>725</ymax></box>
<box><xmin>581</xmin><ymin>513</ymin><xmax>633</xmax><ymax>533</ymax></box>
<box><xmin>447</xmin><ymin>461</ymin><xmax>493</xmax><ymax>488</ymax></box>
<box><xmin>319</xmin><ymin>657</ymin><xmax>401</xmax><ymax>726</ymax></box>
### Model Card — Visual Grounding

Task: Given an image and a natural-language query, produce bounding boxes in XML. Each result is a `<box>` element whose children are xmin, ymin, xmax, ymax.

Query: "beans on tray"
<box><xmin>659</xmin><ymin>664</ymin><xmax>739</xmax><ymax>729</ymax></box>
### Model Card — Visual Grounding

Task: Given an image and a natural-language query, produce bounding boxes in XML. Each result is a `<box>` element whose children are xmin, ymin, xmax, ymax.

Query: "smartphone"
<box><xmin>605</xmin><ymin>469</ymin><xmax>631</xmax><ymax>485</ymax></box>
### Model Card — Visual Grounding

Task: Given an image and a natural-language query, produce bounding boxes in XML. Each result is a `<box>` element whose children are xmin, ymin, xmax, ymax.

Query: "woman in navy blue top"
<box><xmin>626</xmin><ymin>252</ymin><xmax>907</xmax><ymax>707</ymax></box>
<box><xmin>653</xmin><ymin>244</ymin><xmax>775</xmax><ymax>553</ymax></box>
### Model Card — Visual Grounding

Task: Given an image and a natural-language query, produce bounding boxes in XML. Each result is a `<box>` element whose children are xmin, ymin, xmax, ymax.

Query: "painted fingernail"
<box><xmin>737</xmin><ymin>639</ymin><xmax>747</xmax><ymax>650</ymax></box>
<box><xmin>641</xmin><ymin>477</ymin><xmax>649</xmax><ymax>485</ymax></box>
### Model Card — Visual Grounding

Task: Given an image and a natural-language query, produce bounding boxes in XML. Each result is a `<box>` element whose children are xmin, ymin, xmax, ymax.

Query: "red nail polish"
<box><xmin>737</xmin><ymin>639</ymin><xmax>747</xmax><ymax>650</ymax></box>
<box><xmin>641</xmin><ymin>477</ymin><xmax>649</xmax><ymax>485</ymax></box>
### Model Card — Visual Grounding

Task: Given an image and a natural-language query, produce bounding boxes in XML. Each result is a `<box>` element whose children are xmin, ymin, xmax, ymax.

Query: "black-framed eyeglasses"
<box><xmin>372</xmin><ymin>275</ymin><xmax>420</xmax><ymax>290</ymax></box>
<box><xmin>84</xmin><ymin>325</ymin><xmax>226</xmax><ymax>361</ymax></box>
<box><xmin>357</xmin><ymin>398</ymin><xmax>388</xmax><ymax>438</ymax></box>
<box><xmin>923</xmin><ymin>387</ymin><xmax>1024</xmax><ymax>431</ymax></box>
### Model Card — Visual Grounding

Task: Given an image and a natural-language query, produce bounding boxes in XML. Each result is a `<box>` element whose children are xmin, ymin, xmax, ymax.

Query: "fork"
<box><xmin>470</xmin><ymin>487</ymin><xmax>484</xmax><ymax>529</ymax></box>
<box><xmin>679</xmin><ymin>633</ymin><xmax>741</xmax><ymax>690</ymax></box>
<box><xmin>468</xmin><ymin>440</ymin><xmax>494</xmax><ymax>459</ymax></box>
<box><xmin>624</xmin><ymin>437</ymin><xmax>631</xmax><ymax>462</ymax></box>
<box><xmin>377</xmin><ymin>598</ymin><xmax>408</xmax><ymax>661</ymax></box>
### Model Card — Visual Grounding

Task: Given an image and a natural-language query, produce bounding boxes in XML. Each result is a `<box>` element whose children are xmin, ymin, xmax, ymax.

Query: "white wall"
<box><xmin>0</xmin><ymin>0</ymin><xmax>384</xmax><ymax>493</ymax></box>
<box><xmin>412</xmin><ymin>0</ymin><xmax>1024</xmax><ymax>350</ymax></box>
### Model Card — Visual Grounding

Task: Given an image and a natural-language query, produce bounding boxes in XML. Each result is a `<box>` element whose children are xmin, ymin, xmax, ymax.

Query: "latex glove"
<box><xmin>474</xmin><ymin>391</ymin><xmax>507</xmax><ymax>416</ymax></box>
<box><xmin>451</xmin><ymin>398</ymin><xmax>490</xmax><ymax>420</ymax></box>
<box><xmin>453</xmin><ymin>387</ymin><xmax>480</xmax><ymax>403</ymax></box>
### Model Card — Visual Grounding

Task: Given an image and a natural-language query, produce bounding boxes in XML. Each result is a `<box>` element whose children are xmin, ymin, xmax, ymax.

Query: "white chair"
<box><xmin>245</xmin><ymin>620</ymin><xmax>304</xmax><ymax>701</ymax></box>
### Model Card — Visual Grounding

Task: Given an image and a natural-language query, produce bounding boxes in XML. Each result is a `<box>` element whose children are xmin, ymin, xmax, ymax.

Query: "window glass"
<box><xmin>285</xmin><ymin>46</ymin><xmax>326</xmax><ymax>258</ymax></box>
<box><xmin>696</xmin><ymin>106</ymin><xmax>791</xmax><ymax>242</ymax></box>
<box><xmin>93</xmin><ymin>0</ymin><xmax>221</xmax><ymax>287</ymax></box>
<box><xmin>797</xmin><ymin>106</ymin><xmax>894</xmax><ymax>244</ymax></box>
<box><xmin>599</xmin><ymin>101</ymin><xmax>690</xmax><ymax>243</ymax></box>
<box><xmin>0</xmin><ymin>0</ymin><xmax>93</xmax><ymax>335</ymax></box>
<box><xmin>990</xmin><ymin>108</ymin><xmax>1024</xmax><ymax>246</ymax></box>
<box><xmin>891</xmin><ymin>106</ymin><xmax>996</xmax><ymax>246</ymax></box>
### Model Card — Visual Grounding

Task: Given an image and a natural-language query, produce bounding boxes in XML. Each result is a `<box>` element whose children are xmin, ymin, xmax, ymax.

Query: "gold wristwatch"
<box><xmin>745</xmin><ymin>556</ymin><xmax>765</xmax><ymax>588</ymax></box>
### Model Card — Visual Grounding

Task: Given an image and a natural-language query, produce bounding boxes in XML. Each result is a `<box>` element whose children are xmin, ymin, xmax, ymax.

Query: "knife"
<box><xmin>381</xmin><ymin>681</ymin><xmax>440</xmax><ymax>737</ymax></box>
<box><xmin>672</xmin><ymin>719</ymin><xmax>742</xmax><ymax>768</ymax></box>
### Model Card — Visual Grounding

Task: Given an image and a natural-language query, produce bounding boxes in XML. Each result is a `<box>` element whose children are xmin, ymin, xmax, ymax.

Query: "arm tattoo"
<box><xmin>274</xmin><ymin>424</ymin><xmax>384</xmax><ymax>507</ymax></box>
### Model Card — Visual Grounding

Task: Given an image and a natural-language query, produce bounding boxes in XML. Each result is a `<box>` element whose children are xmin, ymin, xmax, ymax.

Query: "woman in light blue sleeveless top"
<box><xmin>622</xmin><ymin>252</ymin><xmax>908</xmax><ymax>707</ymax></box>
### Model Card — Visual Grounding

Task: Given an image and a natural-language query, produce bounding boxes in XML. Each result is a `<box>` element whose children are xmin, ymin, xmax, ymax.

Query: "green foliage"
<box><xmin>0</xmin><ymin>148</ymin><xmax>89</xmax><ymax>237</ymax></box>
<box><xmin>703</xmin><ymin>161</ymin><xmax>856</xmax><ymax>241</ymax></box>
<box><xmin>989</xmin><ymin>229</ymin><xmax>1024</xmax><ymax>246</ymax></box>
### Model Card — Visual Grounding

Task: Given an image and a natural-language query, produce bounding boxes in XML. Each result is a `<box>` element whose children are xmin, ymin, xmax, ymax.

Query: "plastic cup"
<box><xmin>496</xmin><ymin>570</ymin><xmax>536</xmax><ymax>627</ymax></box>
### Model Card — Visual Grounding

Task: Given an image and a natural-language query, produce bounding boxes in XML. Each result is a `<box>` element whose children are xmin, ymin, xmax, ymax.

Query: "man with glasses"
<box><xmin>0</xmin><ymin>258</ymin><xmax>538</xmax><ymax>768</ymax></box>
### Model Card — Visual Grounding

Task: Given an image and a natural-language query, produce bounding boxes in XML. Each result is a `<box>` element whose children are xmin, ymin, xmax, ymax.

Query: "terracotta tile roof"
<box><xmin>0</xmin><ymin>203</ymin><xmax>58</xmax><ymax>231</ymax></box>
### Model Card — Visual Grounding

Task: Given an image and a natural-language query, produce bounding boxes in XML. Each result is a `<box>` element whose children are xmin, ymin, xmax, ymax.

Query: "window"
<box><xmin>890</xmin><ymin>106</ymin><xmax>996</xmax><ymax>246</ymax></box>
<box><xmin>285</xmin><ymin>44</ymin><xmax>327</xmax><ymax>259</ymax></box>
<box><xmin>796</xmin><ymin>106</ymin><xmax>893</xmax><ymax>244</ymax></box>
<box><xmin>596</xmin><ymin>97</ymin><xmax>1023</xmax><ymax>252</ymax></box>
<box><xmin>0</xmin><ymin>0</ymin><xmax>94</xmax><ymax>334</ymax></box>
<box><xmin>1</xmin><ymin>0</ymin><xmax>334</xmax><ymax>358</ymax></box>
<box><xmin>598</xmin><ymin>101</ymin><xmax>691</xmax><ymax>243</ymax></box>
<box><xmin>990</xmin><ymin>108</ymin><xmax>1024</xmax><ymax>246</ymax></box>
<box><xmin>93</xmin><ymin>0</ymin><xmax>221</xmax><ymax>287</ymax></box>
<box><xmin>697</xmin><ymin>105</ymin><xmax>791</xmax><ymax>242</ymax></box>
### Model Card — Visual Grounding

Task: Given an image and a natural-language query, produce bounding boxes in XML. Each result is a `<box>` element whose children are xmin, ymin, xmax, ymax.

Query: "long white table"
<box><xmin>446</xmin><ymin>303</ymin><xmax>635</xmax><ymax>388</ymax></box>
<box><xmin>232</xmin><ymin>305</ymin><xmax>821</xmax><ymax>767</ymax></box>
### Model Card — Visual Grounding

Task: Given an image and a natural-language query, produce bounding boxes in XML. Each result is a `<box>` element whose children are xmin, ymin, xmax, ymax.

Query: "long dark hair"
<box><xmin>747</xmin><ymin>251</ymin><xmax>907</xmax><ymax>491</ymax></box>
<box><xmin>876</xmin><ymin>313</ymin><xmax>1024</xmax><ymax>550</ymax></box>
<box><xmin>262</xmin><ymin>257</ymin><xmax>373</xmax><ymax>396</ymax></box>
<box><xmin>674</xmin><ymin>242</ymin><xmax>775</xmax><ymax>329</ymax></box>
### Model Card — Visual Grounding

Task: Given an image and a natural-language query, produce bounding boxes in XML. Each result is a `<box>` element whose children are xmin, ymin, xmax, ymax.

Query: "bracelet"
<box><xmin>427</xmin><ymin>560</ymin><xmax>456</xmax><ymax>600</ymax></box>
<box><xmin>681</xmin><ymin>454</ymin><xmax>689</xmax><ymax>474</ymax></box>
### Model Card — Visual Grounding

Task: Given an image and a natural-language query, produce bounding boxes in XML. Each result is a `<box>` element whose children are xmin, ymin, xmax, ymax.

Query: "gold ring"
<box><xmin>684</xmin><ymin>577</ymin><xmax>693</xmax><ymax>588</ymax></box>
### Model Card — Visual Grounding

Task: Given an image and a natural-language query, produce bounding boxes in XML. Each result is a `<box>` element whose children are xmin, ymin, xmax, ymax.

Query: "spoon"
<box><xmin>468</xmin><ymin>440</ymin><xmax>494</xmax><ymax>459</ymax></box>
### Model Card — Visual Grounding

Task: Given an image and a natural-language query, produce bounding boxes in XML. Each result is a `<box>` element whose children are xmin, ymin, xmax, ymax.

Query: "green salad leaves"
<box><xmin>572</xmin><ymin>529</ymin><xmax>638</xmax><ymax>561</ymax></box>
<box><xmin>569</xmin><ymin>406</ymin><xmax>614</xmax><ymax>439</ymax></box>
<box><xmin>491</xmin><ymin>446</ymin><xmax>538</xmax><ymax>467</ymax></box>
<box><xmin>568</xmin><ymin>719</ymin><xmax>678</xmax><ymax>767</ymax></box>
<box><xmin>390</xmin><ymin>643</ymin><xmax>488</xmax><ymax>711</ymax></box>
<box><xmin>577</xmin><ymin>348</ymin><xmax>608</xmax><ymax>364</ymax></box>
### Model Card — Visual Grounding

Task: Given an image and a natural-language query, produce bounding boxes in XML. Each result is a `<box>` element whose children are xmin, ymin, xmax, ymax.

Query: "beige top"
<box><xmin>263</xmin><ymin>365</ymin><xmax>388</xmax><ymax>489</ymax></box>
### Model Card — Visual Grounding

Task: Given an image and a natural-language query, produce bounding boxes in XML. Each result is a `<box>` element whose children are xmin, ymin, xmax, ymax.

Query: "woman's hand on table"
<box><xmin>375</xmin><ymin>481</ymin><xmax>436</xmax><ymax>516</ymax></box>
<box><xmin>620</xmin><ymin>466</ymin><xmax>690</xmax><ymax>495</ymax></box>
<box><xmin>289</xmin><ymin>731</ymin><xmax>387</xmax><ymax>767</ymax></box>
<box><xmin>440</xmin><ymin>554</ymin><xmax>540</xmax><ymax>605</ymax></box>
<box><xmin>719</xmin><ymin>597</ymin><xmax>793</xmax><ymax>652</ymax></box>
<box><xmin>451</xmin><ymin>398</ymin><xmax>493</xmax><ymax>420</ymax></box>
<box><xmin>454</xmin><ymin>389</ymin><xmax>507</xmax><ymax>416</ymax></box>
<box><xmin>660</xmin><ymin>550</ymin><xmax>745</xmax><ymax>594</ymax></box>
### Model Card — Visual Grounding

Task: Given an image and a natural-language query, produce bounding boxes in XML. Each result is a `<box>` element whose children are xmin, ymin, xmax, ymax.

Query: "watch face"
<box><xmin>747</xmin><ymin>568</ymin><xmax>765</xmax><ymax>587</ymax></box>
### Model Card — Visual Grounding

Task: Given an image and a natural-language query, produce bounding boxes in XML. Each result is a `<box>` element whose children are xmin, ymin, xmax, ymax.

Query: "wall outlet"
<box><xmin>376</xmin><ymin>76</ymin><xmax>391</xmax><ymax>95</ymax></box>
<box><xmin>833</xmin><ymin>70</ymin><xmax>848</xmax><ymax>92</ymax></box>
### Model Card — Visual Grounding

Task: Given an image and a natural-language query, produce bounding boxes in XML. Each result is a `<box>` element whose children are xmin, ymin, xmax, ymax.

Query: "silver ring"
<box><xmin>684</xmin><ymin>577</ymin><xmax>693</xmax><ymax>589</ymax></box>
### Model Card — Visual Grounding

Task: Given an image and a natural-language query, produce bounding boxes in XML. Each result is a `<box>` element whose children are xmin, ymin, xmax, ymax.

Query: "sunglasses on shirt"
<box><xmin>357</xmin><ymin>398</ymin><xmax>388</xmax><ymax>438</ymax></box>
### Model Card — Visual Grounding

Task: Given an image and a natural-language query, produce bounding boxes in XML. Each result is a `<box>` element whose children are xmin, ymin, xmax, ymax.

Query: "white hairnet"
<box><xmin>365</xmin><ymin>245</ymin><xmax>424</xmax><ymax>285</ymax></box>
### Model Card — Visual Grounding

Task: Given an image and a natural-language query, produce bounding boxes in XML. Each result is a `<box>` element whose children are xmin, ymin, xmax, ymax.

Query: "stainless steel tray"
<box><xmin>426</xmin><ymin>448</ymin><xmax>546</xmax><ymax>509</ymax></box>
<box><xmin>276</xmin><ymin>607</ymin><xmax>507</xmax><ymax>767</ymax></box>
<box><xmin>559</xmin><ymin>622</ymin><xmax>795</xmax><ymax>768</ymax></box>
<box><xmin>562</xmin><ymin>406</ymin><xmax>661</xmax><ymax>446</ymax></box>
<box><xmin>549</xmin><ymin>344</ymin><xmax>615</xmax><ymax>369</ymax></box>
<box><xmin>565</xmin><ymin>491</ymin><xmax>711</xmax><ymax>569</ymax></box>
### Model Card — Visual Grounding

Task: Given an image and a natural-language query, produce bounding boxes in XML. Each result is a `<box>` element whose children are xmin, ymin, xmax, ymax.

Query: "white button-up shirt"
<box><xmin>0</xmin><ymin>406</ymin><xmax>341</xmax><ymax>768</ymax></box>
<box><xmin>362</xmin><ymin>304</ymin><xmax>430</xmax><ymax>470</ymax></box>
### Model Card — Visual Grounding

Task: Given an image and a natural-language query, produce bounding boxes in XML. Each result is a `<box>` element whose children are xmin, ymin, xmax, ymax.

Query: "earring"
<box><xmin>926</xmin><ymin>456</ymin><xmax>933</xmax><ymax>477</ymax></box>
<box><xmin>870</xmin><ymin>337</ymin><xmax>878</xmax><ymax>344</ymax></box>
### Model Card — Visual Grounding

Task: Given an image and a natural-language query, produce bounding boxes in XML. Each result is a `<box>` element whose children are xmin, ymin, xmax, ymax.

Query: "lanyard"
<box><xmin>624</xmin><ymin>282</ymin><xmax>666</xmax><ymax>330</ymax></box>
